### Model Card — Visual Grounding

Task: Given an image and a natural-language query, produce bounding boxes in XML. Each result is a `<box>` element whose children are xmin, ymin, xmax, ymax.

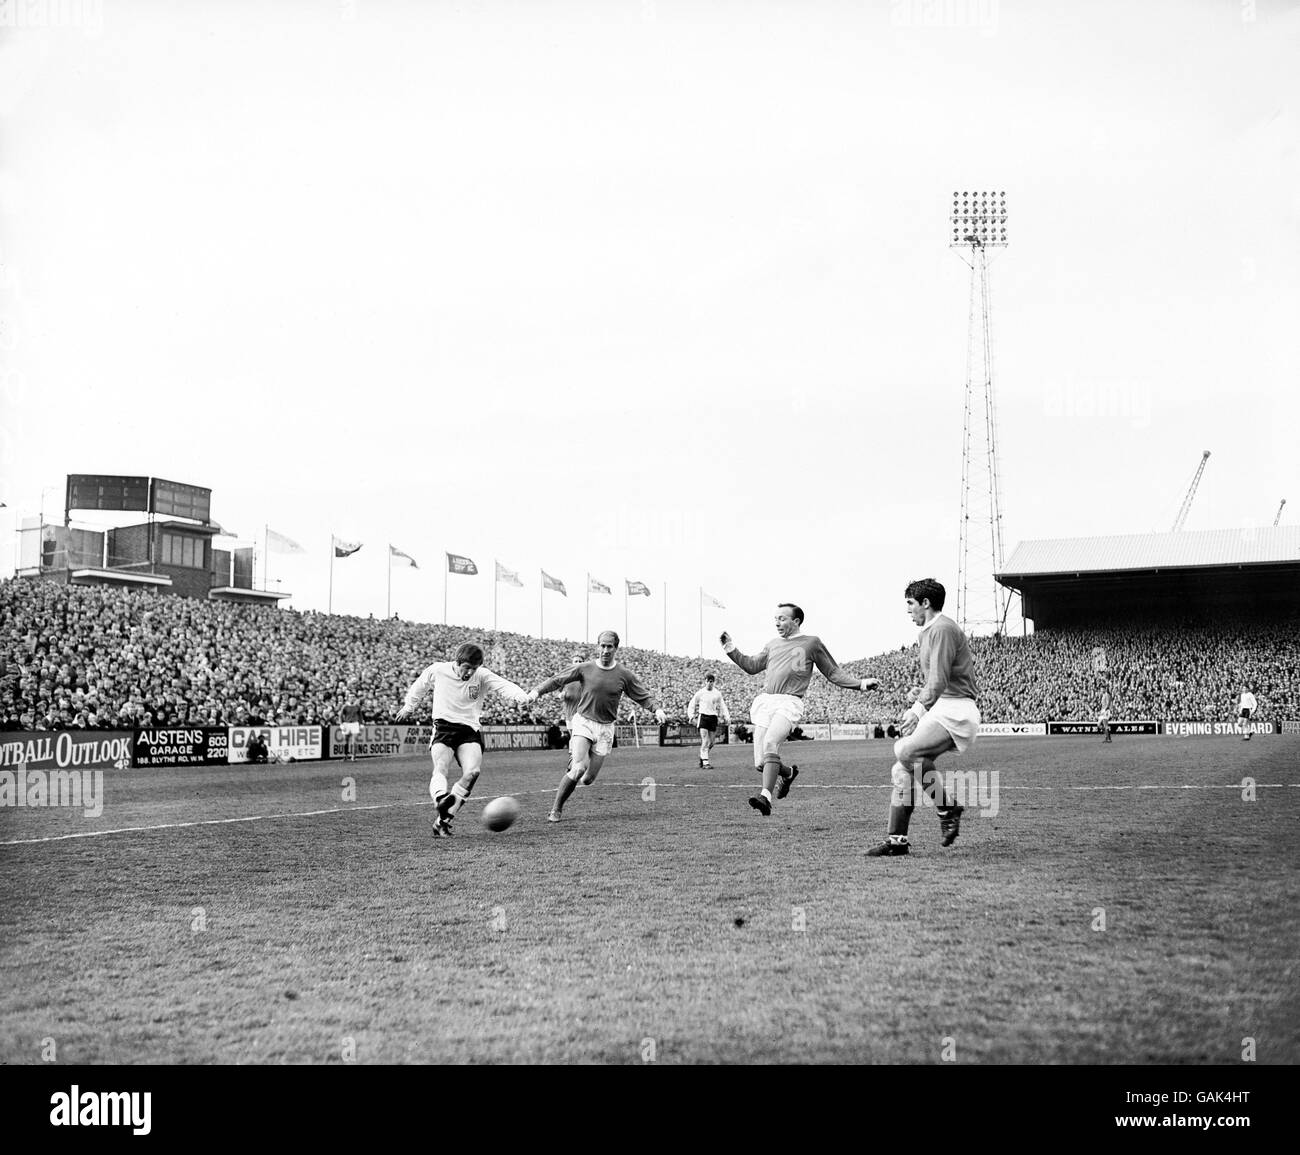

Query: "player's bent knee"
<box><xmin>890</xmin><ymin>762</ymin><xmax>912</xmax><ymax>792</ymax></box>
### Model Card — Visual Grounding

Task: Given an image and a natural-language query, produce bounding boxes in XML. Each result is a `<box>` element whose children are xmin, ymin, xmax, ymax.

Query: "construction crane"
<box><xmin>1275</xmin><ymin>498</ymin><xmax>1287</xmax><ymax>527</ymax></box>
<box><xmin>1171</xmin><ymin>450</ymin><xmax>1211</xmax><ymax>532</ymax></box>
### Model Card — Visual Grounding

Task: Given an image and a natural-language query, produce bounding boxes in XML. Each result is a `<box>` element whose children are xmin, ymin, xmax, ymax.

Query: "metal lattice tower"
<box><xmin>951</xmin><ymin>190</ymin><xmax>1009</xmax><ymax>634</ymax></box>
<box><xmin>1171</xmin><ymin>450</ymin><xmax>1211</xmax><ymax>532</ymax></box>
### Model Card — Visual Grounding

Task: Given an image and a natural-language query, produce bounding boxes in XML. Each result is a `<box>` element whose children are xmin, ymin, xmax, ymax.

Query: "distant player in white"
<box><xmin>688</xmin><ymin>673</ymin><xmax>731</xmax><ymax>769</ymax></box>
<box><xmin>866</xmin><ymin>579</ymin><xmax>980</xmax><ymax>857</ymax></box>
<box><xmin>395</xmin><ymin>641</ymin><xmax>531</xmax><ymax>837</ymax></box>
<box><xmin>1097</xmin><ymin>685</ymin><xmax>1112</xmax><ymax>743</ymax></box>
<box><xmin>1237</xmin><ymin>686</ymin><xmax>1257</xmax><ymax>741</ymax></box>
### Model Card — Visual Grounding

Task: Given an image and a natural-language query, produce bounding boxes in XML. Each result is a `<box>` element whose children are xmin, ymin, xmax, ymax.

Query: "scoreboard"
<box><xmin>66</xmin><ymin>474</ymin><xmax>150</xmax><ymax>513</ymax></box>
<box><xmin>150</xmin><ymin>478</ymin><xmax>211</xmax><ymax>523</ymax></box>
<box><xmin>65</xmin><ymin>474</ymin><xmax>212</xmax><ymax>523</ymax></box>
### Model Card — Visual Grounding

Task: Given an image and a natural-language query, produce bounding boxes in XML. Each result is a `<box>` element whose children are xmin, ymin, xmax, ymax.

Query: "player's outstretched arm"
<box><xmin>397</xmin><ymin>663</ymin><xmax>437</xmax><ymax>719</ymax></box>
<box><xmin>721</xmin><ymin>632</ymin><xmax>768</xmax><ymax>676</ymax></box>
<box><xmin>481</xmin><ymin>668</ymin><xmax>531</xmax><ymax>704</ymax></box>
<box><xmin>531</xmin><ymin>666</ymin><xmax>581</xmax><ymax>700</ymax></box>
<box><xmin>810</xmin><ymin>640</ymin><xmax>878</xmax><ymax>691</ymax></box>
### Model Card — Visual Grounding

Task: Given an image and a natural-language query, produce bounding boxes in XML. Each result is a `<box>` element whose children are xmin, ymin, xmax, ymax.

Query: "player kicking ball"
<box><xmin>722</xmin><ymin>602</ymin><xmax>878</xmax><ymax>816</ymax></box>
<box><xmin>530</xmin><ymin>630</ymin><xmax>667</xmax><ymax>822</ymax></box>
<box><xmin>395</xmin><ymin>642</ymin><xmax>531</xmax><ymax>838</ymax></box>
<box><xmin>866</xmin><ymin>579</ymin><xmax>980</xmax><ymax>857</ymax></box>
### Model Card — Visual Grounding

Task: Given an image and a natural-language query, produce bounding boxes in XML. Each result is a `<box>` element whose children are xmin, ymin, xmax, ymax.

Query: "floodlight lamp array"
<box><xmin>950</xmin><ymin>189</ymin><xmax>1008</xmax><ymax>247</ymax></box>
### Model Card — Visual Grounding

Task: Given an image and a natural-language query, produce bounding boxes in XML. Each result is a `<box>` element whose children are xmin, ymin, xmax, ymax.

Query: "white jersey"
<box><xmin>1238</xmin><ymin>692</ymin><xmax>1257</xmax><ymax>713</ymax></box>
<box><xmin>689</xmin><ymin>687</ymin><xmax>730</xmax><ymax>721</ymax></box>
<box><xmin>402</xmin><ymin>662</ymin><xmax>529</xmax><ymax>727</ymax></box>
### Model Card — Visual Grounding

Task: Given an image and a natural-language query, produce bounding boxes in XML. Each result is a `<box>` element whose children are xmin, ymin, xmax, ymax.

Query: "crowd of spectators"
<box><xmin>2</xmin><ymin>578</ymin><xmax>1296</xmax><ymax>733</ymax></box>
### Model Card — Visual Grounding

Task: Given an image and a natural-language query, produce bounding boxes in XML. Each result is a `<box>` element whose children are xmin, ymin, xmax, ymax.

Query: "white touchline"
<box><xmin>2</xmin><ymin>780</ymin><xmax>1295</xmax><ymax>847</ymax></box>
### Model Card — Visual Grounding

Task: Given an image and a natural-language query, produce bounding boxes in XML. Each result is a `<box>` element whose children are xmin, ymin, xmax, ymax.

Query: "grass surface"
<box><xmin>2</xmin><ymin>735</ymin><xmax>1297</xmax><ymax>1064</ymax></box>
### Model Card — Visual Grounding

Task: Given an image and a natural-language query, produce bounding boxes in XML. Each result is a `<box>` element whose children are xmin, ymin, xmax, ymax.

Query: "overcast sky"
<box><xmin>1</xmin><ymin>0</ymin><xmax>1296</xmax><ymax>660</ymax></box>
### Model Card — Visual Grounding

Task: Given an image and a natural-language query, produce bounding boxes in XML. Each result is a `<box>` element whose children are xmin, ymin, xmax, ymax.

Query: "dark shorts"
<box><xmin>698</xmin><ymin>714</ymin><xmax>718</xmax><ymax>732</ymax></box>
<box><xmin>432</xmin><ymin>720</ymin><xmax>483</xmax><ymax>751</ymax></box>
<box><xmin>1239</xmin><ymin>708</ymin><xmax>1253</xmax><ymax>719</ymax></box>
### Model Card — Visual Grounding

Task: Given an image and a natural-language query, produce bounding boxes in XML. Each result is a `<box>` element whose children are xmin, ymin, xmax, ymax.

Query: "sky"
<box><xmin>1</xmin><ymin>0</ymin><xmax>1297</xmax><ymax>660</ymax></box>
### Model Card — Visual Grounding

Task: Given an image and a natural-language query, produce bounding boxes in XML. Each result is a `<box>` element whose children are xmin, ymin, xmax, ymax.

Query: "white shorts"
<box><xmin>341</xmin><ymin>722</ymin><xmax>361</xmax><ymax>736</ymax></box>
<box><xmin>926</xmin><ymin>697</ymin><xmax>981</xmax><ymax>754</ymax></box>
<box><xmin>570</xmin><ymin>713</ymin><xmax>616</xmax><ymax>756</ymax></box>
<box><xmin>750</xmin><ymin>693</ymin><xmax>805</xmax><ymax>730</ymax></box>
<box><xmin>1097</xmin><ymin>711</ymin><xmax>1110</xmax><ymax>723</ymax></box>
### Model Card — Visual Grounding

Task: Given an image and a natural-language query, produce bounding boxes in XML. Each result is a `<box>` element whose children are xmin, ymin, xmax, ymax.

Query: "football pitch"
<box><xmin>2</xmin><ymin>736</ymin><xmax>1296</xmax><ymax>1065</ymax></box>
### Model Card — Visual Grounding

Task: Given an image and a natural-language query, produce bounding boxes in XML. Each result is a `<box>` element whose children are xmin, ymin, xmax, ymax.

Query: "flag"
<box><xmin>701</xmin><ymin>590</ymin><xmax>725</xmax><ymax>609</ymax></box>
<box><xmin>495</xmin><ymin>561</ymin><xmax>523</xmax><ymax>587</ymax></box>
<box><xmin>542</xmin><ymin>570</ymin><xmax>567</xmax><ymax>596</ymax></box>
<box><xmin>390</xmin><ymin>545</ymin><xmax>418</xmax><ymax>569</ymax></box>
<box><xmin>333</xmin><ymin>537</ymin><xmax>363</xmax><ymax>558</ymax></box>
<box><xmin>626</xmin><ymin>580</ymin><xmax>651</xmax><ymax>597</ymax></box>
<box><xmin>588</xmin><ymin>576</ymin><xmax>611</xmax><ymax>595</ymax></box>
<box><xmin>266</xmin><ymin>528</ymin><xmax>305</xmax><ymax>554</ymax></box>
<box><xmin>446</xmin><ymin>553</ymin><xmax>478</xmax><ymax>575</ymax></box>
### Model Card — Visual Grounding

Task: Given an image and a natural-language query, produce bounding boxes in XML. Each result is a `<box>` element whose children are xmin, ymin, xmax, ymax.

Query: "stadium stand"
<box><xmin>2</xmin><ymin>577</ymin><xmax>1296</xmax><ymax>731</ymax></box>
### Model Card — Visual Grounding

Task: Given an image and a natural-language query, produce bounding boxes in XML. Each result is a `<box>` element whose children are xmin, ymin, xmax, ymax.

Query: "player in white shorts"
<box><xmin>395</xmin><ymin>641</ymin><xmax>531</xmax><ymax>838</ymax></box>
<box><xmin>530</xmin><ymin>630</ymin><xmax>667</xmax><ymax>822</ymax></box>
<box><xmin>866</xmin><ymin>578</ymin><xmax>980</xmax><ymax>857</ymax></box>
<box><xmin>687</xmin><ymin>673</ymin><xmax>731</xmax><ymax>768</ymax></box>
<box><xmin>1097</xmin><ymin>686</ymin><xmax>1112</xmax><ymax>743</ymax></box>
<box><xmin>722</xmin><ymin>602</ymin><xmax>878</xmax><ymax>816</ymax></box>
<box><xmin>1237</xmin><ymin>686</ymin><xmax>1257</xmax><ymax>741</ymax></box>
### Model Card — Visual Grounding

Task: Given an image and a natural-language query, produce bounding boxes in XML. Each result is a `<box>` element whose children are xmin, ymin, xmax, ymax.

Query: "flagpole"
<box><xmin>699</xmin><ymin>585</ymin><xmax>703</xmax><ymax>658</ymax></box>
<box><xmin>663</xmin><ymin>581</ymin><xmax>667</xmax><ymax>654</ymax></box>
<box><xmin>329</xmin><ymin>536</ymin><xmax>335</xmax><ymax>615</ymax></box>
<box><xmin>386</xmin><ymin>545</ymin><xmax>392</xmax><ymax>620</ymax></box>
<box><xmin>443</xmin><ymin>555</ymin><xmax>448</xmax><ymax>625</ymax></box>
<box><xmin>263</xmin><ymin>524</ymin><xmax>268</xmax><ymax>591</ymax></box>
<box><xmin>493</xmin><ymin>559</ymin><xmax>498</xmax><ymax>631</ymax></box>
<box><xmin>585</xmin><ymin>573</ymin><xmax>589</xmax><ymax>643</ymax></box>
<box><xmin>539</xmin><ymin>570</ymin><xmax>544</xmax><ymax>639</ymax></box>
<box><xmin>624</xmin><ymin>582</ymin><xmax>628</xmax><ymax>647</ymax></box>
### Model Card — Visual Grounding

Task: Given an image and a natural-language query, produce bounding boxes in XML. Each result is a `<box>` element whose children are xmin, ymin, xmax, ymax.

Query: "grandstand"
<box><xmin>3</xmin><ymin>551</ymin><xmax>1298</xmax><ymax>734</ymax></box>
<box><xmin>996</xmin><ymin>526</ymin><xmax>1300</xmax><ymax>627</ymax></box>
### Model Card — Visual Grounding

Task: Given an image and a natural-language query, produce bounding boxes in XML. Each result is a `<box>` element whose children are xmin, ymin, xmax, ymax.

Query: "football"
<box><xmin>481</xmin><ymin>795</ymin><xmax>521</xmax><ymax>832</ymax></box>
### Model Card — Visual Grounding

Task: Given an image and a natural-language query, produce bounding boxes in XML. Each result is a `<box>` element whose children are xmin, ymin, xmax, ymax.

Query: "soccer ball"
<box><xmin>481</xmin><ymin>796</ymin><xmax>521</xmax><ymax>832</ymax></box>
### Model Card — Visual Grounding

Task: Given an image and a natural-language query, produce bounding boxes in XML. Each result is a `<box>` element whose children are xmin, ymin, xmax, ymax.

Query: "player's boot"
<box><xmin>774</xmin><ymin>764</ymin><xmax>799</xmax><ymax>800</ymax></box>
<box><xmin>938</xmin><ymin>805</ymin><xmax>963</xmax><ymax>847</ymax></box>
<box><xmin>547</xmin><ymin>809</ymin><xmax>562</xmax><ymax>823</ymax></box>
<box><xmin>431</xmin><ymin>816</ymin><xmax>452</xmax><ymax>838</ymax></box>
<box><xmin>748</xmin><ymin>794</ymin><xmax>771</xmax><ymax>817</ymax></box>
<box><xmin>865</xmin><ymin>837</ymin><xmax>910</xmax><ymax>856</ymax></box>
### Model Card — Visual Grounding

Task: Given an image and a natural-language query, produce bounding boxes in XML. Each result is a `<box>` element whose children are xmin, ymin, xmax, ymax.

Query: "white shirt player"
<box><xmin>1238</xmin><ymin>690</ymin><xmax>1257</xmax><ymax>715</ymax></box>
<box><xmin>401</xmin><ymin>662</ymin><xmax>530</xmax><ymax>727</ymax></box>
<box><xmin>689</xmin><ymin>686</ymin><xmax>731</xmax><ymax>723</ymax></box>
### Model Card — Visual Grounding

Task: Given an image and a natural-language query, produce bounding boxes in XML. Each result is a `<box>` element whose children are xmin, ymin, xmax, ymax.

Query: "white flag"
<box><xmin>495</xmin><ymin>561</ymin><xmax>523</xmax><ymax>588</ymax></box>
<box><xmin>266</xmin><ymin>528</ymin><xmax>305</xmax><ymax>554</ymax></box>
<box><xmin>701</xmin><ymin>590</ymin><xmax>725</xmax><ymax>609</ymax></box>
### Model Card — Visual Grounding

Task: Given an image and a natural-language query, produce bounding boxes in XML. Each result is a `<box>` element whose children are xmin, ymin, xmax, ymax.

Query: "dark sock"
<box><xmin>887</xmin><ymin>803</ymin><xmax>914</xmax><ymax>837</ymax></box>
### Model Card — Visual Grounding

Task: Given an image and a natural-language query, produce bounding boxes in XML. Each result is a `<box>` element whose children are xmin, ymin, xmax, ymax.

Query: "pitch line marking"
<box><xmin>2</xmin><ymin>782</ymin><xmax>1295</xmax><ymax>847</ymax></box>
